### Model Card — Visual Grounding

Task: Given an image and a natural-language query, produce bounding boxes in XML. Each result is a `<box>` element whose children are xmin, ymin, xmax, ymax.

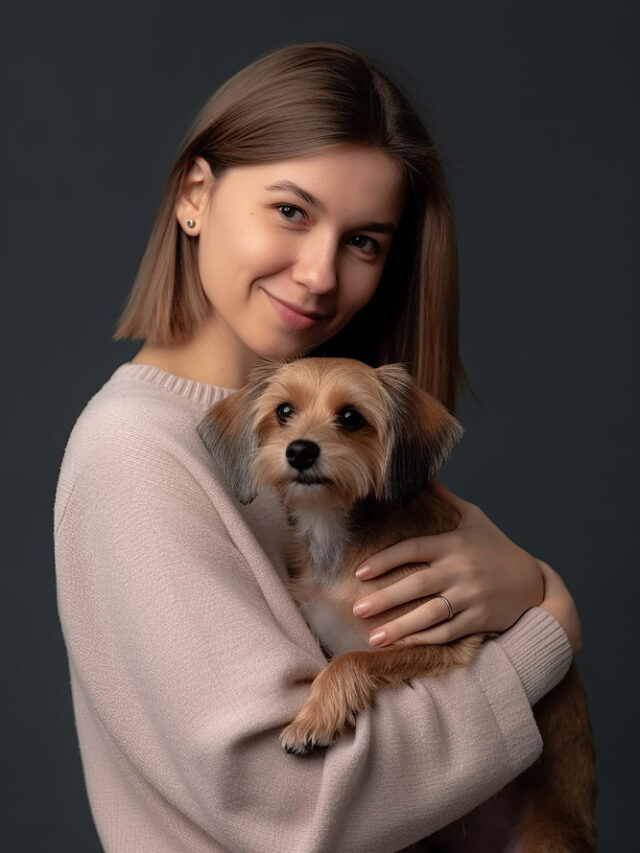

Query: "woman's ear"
<box><xmin>375</xmin><ymin>363</ymin><xmax>465</xmax><ymax>508</ymax></box>
<box><xmin>197</xmin><ymin>360</ymin><xmax>283</xmax><ymax>504</ymax></box>
<box><xmin>175</xmin><ymin>156</ymin><xmax>214</xmax><ymax>237</ymax></box>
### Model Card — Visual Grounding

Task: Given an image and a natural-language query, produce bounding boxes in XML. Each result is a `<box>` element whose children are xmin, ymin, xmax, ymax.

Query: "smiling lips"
<box><xmin>263</xmin><ymin>290</ymin><xmax>329</xmax><ymax>331</ymax></box>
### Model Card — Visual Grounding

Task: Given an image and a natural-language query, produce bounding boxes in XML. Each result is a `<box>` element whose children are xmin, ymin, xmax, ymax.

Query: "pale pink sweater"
<box><xmin>53</xmin><ymin>362</ymin><xmax>573</xmax><ymax>853</ymax></box>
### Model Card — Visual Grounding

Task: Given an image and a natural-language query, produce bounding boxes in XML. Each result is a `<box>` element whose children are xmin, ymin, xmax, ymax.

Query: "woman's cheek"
<box><xmin>346</xmin><ymin>273</ymin><xmax>381</xmax><ymax>315</ymax></box>
<box><xmin>246</xmin><ymin>230</ymin><xmax>297</xmax><ymax>281</ymax></box>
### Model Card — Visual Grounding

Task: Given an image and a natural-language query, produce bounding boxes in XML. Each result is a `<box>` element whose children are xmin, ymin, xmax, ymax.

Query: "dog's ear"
<box><xmin>196</xmin><ymin>360</ymin><xmax>283</xmax><ymax>504</ymax></box>
<box><xmin>375</xmin><ymin>363</ymin><xmax>465</xmax><ymax>508</ymax></box>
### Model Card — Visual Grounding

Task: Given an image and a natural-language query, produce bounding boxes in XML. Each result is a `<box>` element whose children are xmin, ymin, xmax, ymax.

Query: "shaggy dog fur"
<box><xmin>197</xmin><ymin>357</ymin><xmax>596</xmax><ymax>852</ymax></box>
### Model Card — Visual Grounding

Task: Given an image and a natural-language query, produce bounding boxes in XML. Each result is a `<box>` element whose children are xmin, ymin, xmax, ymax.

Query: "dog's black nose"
<box><xmin>286</xmin><ymin>439</ymin><xmax>320</xmax><ymax>470</ymax></box>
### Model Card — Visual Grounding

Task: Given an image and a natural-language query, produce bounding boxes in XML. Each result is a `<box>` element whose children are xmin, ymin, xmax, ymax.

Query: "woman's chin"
<box><xmin>255</xmin><ymin>336</ymin><xmax>325</xmax><ymax>362</ymax></box>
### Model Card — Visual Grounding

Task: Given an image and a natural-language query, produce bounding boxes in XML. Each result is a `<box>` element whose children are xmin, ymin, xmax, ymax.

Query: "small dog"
<box><xmin>197</xmin><ymin>356</ymin><xmax>596</xmax><ymax>851</ymax></box>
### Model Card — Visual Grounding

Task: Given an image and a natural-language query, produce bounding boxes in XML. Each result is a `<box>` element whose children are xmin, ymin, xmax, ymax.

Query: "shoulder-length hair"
<box><xmin>113</xmin><ymin>41</ymin><xmax>475</xmax><ymax>415</ymax></box>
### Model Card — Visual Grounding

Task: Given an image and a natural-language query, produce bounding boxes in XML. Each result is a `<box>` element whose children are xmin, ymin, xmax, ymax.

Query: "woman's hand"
<box><xmin>352</xmin><ymin>479</ymin><xmax>545</xmax><ymax>647</ymax></box>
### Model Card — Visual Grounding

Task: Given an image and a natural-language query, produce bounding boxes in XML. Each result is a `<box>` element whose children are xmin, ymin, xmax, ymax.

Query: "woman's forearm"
<box><xmin>535</xmin><ymin>559</ymin><xmax>582</xmax><ymax>654</ymax></box>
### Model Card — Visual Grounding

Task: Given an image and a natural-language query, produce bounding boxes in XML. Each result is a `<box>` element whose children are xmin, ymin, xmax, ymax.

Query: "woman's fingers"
<box><xmin>370</xmin><ymin>602</ymin><xmax>481</xmax><ymax>647</ymax></box>
<box><xmin>353</xmin><ymin>567</ymin><xmax>452</xmax><ymax>616</ymax></box>
<box><xmin>353</xmin><ymin>481</ymin><xmax>478</xmax><ymax>579</ymax></box>
<box><xmin>355</xmin><ymin>531</ymin><xmax>462</xmax><ymax>579</ymax></box>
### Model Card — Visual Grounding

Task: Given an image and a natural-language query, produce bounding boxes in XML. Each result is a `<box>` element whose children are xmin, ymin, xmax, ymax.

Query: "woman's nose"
<box><xmin>291</xmin><ymin>233</ymin><xmax>339</xmax><ymax>294</ymax></box>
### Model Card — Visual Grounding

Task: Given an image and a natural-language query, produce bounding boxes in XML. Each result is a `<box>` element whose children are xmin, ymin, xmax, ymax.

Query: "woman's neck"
<box><xmin>129</xmin><ymin>319</ymin><xmax>262</xmax><ymax>390</ymax></box>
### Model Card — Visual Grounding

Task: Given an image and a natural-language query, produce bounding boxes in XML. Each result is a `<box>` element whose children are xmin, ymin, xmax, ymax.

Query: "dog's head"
<box><xmin>197</xmin><ymin>357</ymin><xmax>464</xmax><ymax>510</ymax></box>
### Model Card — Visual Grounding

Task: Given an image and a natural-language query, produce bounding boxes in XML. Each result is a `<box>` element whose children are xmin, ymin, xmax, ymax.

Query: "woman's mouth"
<box><xmin>263</xmin><ymin>290</ymin><xmax>325</xmax><ymax>331</ymax></box>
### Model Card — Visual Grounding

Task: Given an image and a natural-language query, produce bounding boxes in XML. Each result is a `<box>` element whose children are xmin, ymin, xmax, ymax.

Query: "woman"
<box><xmin>54</xmin><ymin>42</ymin><xmax>580</xmax><ymax>852</ymax></box>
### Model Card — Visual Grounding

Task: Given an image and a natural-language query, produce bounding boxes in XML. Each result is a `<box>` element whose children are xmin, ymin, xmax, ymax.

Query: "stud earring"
<box><xmin>187</xmin><ymin>219</ymin><xmax>196</xmax><ymax>228</ymax></box>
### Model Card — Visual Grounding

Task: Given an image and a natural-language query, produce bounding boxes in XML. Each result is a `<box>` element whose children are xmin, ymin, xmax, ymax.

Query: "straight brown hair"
<box><xmin>113</xmin><ymin>41</ymin><xmax>475</xmax><ymax>415</ymax></box>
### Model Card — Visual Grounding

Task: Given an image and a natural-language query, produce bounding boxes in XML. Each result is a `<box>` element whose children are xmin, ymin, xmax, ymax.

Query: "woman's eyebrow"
<box><xmin>264</xmin><ymin>180</ymin><xmax>397</xmax><ymax>236</ymax></box>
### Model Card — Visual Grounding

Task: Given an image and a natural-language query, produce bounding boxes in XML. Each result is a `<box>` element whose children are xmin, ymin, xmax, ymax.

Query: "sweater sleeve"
<box><xmin>54</xmin><ymin>412</ymin><xmax>573</xmax><ymax>853</ymax></box>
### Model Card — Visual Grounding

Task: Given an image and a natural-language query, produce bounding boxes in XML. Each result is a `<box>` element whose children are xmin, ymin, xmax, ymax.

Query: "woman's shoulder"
<box><xmin>62</xmin><ymin>372</ymin><xmax>188</xmax><ymax>462</ymax></box>
<box><xmin>54</xmin><ymin>365</ymin><xmax>222</xmax><ymax>520</ymax></box>
<box><xmin>53</xmin><ymin>364</ymin><xmax>292</xmax><ymax>583</ymax></box>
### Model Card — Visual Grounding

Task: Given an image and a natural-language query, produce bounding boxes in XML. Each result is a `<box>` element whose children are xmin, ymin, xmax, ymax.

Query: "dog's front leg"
<box><xmin>280</xmin><ymin>635</ymin><xmax>487</xmax><ymax>755</ymax></box>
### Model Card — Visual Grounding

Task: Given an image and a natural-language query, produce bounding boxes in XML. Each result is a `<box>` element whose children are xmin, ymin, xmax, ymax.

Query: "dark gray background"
<box><xmin>2</xmin><ymin>0</ymin><xmax>637</xmax><ymax>849</ymax></box>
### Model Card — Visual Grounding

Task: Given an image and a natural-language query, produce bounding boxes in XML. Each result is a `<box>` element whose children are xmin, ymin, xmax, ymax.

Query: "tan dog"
<box><xmin>197</xmin><ymin>356</ymin><xmax>596</xmax><ymax>851</ymax></box>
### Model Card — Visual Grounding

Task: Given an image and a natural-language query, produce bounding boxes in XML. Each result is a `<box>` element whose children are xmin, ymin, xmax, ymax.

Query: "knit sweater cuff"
<box><xmin>495</xmin><ymin>607</ymin><xmax>573</xmax><ymax>706</ymax></box>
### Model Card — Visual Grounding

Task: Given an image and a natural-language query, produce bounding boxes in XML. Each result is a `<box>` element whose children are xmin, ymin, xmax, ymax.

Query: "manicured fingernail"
<box><xmin>355</xmin><ymin>565</ymin><xmax>371</xmax><ymax>578</ymax></box>
<box><xmin>353</xmin><ymin>601</ymin><xmax>372</xmax><ymax>616</ymax></box>
<box><xmin>369</xmin><ymin>630</ymin><xmax>387</xmax><ymax>646</ymax></box>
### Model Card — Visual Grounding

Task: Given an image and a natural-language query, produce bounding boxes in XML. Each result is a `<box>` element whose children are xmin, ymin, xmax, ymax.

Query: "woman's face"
<box><xmin>176</xmin><ymin>144</ymin><xmax>408</xmax><ymax>384</ymax></box>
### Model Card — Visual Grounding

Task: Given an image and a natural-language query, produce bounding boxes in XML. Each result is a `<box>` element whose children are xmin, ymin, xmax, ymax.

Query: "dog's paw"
<box><xmin>279</xmin><ymin>718</ymin><xmax>339</xmax><ymax>756</ymax></box>
<box><xmin>279</xmin><ymin>657</ymin><xmax>363</xmax><ymax>755</ymax></box>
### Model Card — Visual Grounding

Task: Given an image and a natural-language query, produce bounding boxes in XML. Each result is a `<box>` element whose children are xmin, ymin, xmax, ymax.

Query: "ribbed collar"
<box><xmin>110</xmin><ymin>362</ymin><xmax>238</xmax><ymax>408</ymax></box>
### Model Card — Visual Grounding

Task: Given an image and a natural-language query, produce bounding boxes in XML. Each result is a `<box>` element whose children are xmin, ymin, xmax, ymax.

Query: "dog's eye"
<box><xmin>337</xmin><ymin>405</ymin><xmax>366</xmax><ymax>431</ymax></box>
<box><xmin>275</xmin><ymin>402</ymin><xmax>295</xmax><ymax>425</ymax></box>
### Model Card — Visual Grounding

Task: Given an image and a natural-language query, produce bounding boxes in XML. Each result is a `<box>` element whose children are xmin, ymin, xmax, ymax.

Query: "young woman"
<box><xmin>54</xmin><ymin>42</ymin><xmax>580</xmax><ymax>852</ymax></box>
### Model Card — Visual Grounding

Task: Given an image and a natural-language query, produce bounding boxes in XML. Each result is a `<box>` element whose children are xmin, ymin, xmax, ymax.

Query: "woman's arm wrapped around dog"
<box><xmin>535</xmin><ymin>558</ymin><xmax>582</xmax><ymax>654</ymax></box>
<box><xmin>54</xmin><ymin>405</ymin><xmax>574</xmax><ymax>853</ymax></box>
<box><xmin>352</xmin><ymin>480</ymin><xmax>581</xmax><ymax>653</ymax></box>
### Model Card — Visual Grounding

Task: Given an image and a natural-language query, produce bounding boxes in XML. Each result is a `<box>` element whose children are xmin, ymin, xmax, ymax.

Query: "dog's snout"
<box><xmin>286</xmin><ymin>440</ymin><xmax>320</xmax><ymax>470</ymax></box>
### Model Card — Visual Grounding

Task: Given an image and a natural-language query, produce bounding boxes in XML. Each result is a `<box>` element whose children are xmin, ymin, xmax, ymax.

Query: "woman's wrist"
<box><xmin>535</xmin><ymin>559</ymin><xmax>582</xmax><ymax>654</ymax></box>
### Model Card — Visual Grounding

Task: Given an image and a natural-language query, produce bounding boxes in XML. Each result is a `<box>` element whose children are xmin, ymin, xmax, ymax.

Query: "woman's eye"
<box><xmin>275</xmin><ymin>204</ymin><xmax>380</xmax><ymax>256</ymax></box>
<box><xmin>275</xmin><ymin>402</ymin><xmax>295</xmax><ymax>424</ymax></box>
<box><xmin>348</xmin><ymin>235</ymin><xmax>380</xmax><ymax>255</ymax></box>
<box><xmin>337</xmin><ymin>406</ymin><xmax>366</xmax><ymax>431</ymax></box>
<box><xmin>275</xmin><ymin>204</ymin><xmax>305</xmax><ymax>222</ymax></box>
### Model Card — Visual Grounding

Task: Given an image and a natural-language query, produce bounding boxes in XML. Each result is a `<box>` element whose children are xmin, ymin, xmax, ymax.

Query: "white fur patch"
<box><xmin>293</xmin><ymin>508</ymin><xmax>349</xmax><ymax>583</ymax></box>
